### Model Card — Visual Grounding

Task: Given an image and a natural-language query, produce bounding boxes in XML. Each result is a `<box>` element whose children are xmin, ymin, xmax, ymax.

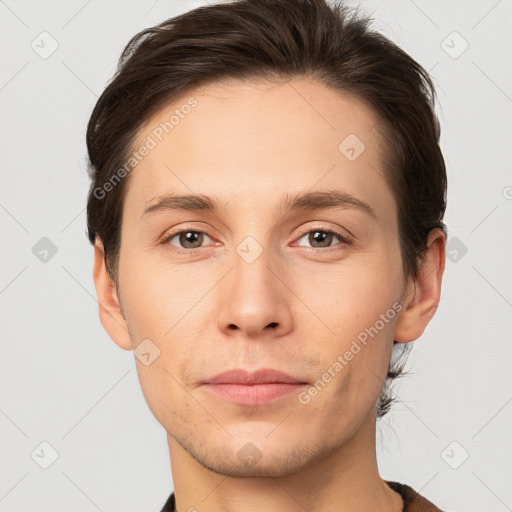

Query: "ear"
<box><xmin>394</xmin><ymin>228</ymin><xmax>446</xmax><ymax>343</ymax></box>
<box><xmin>92</xmin><ymin>238</ymin><xmax>133</xmax><ymax>351</ymax></box>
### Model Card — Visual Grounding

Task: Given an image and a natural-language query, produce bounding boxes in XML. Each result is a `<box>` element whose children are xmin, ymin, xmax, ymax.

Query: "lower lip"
<box><xmin>202</xmin><ymin>383</ymin><xmax>305</xmax><ymax>405</ymax></box>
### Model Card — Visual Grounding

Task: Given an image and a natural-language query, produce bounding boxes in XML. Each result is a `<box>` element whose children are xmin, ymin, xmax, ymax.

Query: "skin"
<box><xmin>93</xmin><ymin>77</ymin><xmax>445</xmax><ymax>512</ymax></box>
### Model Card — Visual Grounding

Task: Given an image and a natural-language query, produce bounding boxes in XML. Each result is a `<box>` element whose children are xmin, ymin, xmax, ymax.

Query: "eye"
<box><xmin>160</xmin><ymin>226</ymin><xmax>350</xmax><ymax>253</ymax></box>
<box><xmin>295</xmin><ymin>228</ymin><xmax>350</xmax><ymax>249</ymax></box>
<box><xmin>163</xmin><ymin>230</ymin><xmax>214</xmax><ymax>250</ymax></box>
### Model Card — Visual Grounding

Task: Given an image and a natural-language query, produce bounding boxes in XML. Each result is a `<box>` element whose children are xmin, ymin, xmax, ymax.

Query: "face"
<box><xmin>114</xmin><ymin>78</ymin><xmax>409</xmax><ymax>477</ymax></box>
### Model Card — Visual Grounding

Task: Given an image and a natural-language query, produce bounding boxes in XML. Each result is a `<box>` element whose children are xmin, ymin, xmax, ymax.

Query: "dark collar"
<box><xmin>159</xmin><ymin>480</ymin><xmax>442</xmax><ymax>511</ymax></box>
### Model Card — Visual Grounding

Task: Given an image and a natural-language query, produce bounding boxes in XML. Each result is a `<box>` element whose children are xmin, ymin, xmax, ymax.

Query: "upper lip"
<box><xmin>202</xmin><ymin>368</ymin><xmax>307</xmax><ymax>385</ymax></box>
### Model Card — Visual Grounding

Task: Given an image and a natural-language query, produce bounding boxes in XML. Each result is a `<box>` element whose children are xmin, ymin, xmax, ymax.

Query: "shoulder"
<box><xmin>385</xmin><ymin>480</ymin><xmax>444</xmax><ymax>512</ymax></box>
<box><xmin>159</xmin><ymin>491</ymin><xmax>175</xmax><ymax>512</ymax></box>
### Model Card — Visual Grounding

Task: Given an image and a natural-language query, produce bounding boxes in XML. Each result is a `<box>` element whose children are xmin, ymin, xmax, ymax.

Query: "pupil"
<box><xmin>310</xmin><ymin>231</ymin><xmax>331</xmax><ymax>247</ymax></box>
<box><xmin>181</xmin><ymin>231</ymin><xmax>202</xmax><ymax>248</ymax></box>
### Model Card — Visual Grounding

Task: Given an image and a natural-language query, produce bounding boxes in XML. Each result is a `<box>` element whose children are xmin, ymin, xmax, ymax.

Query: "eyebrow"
<box><xmin>141</xmin><ymin>190</ymin><xmax>377</xmax><ymax>220</ymax></box>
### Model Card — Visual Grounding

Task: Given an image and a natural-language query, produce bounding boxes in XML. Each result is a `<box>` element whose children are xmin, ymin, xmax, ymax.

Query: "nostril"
<box><xmin>267</xmin><ymin>322</ymin><xmax>278</xmax><ymax>329</ymax></box>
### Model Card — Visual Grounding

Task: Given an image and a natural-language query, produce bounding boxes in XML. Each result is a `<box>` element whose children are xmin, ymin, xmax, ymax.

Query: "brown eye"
<box><xmin>295</xmin><ymin>229</ymin><xmax>348</xmax><ymax>249</ymax></box>
<box><xmin>309</xmin><ymin>231</ymin><xmax>334</xmax><ymax>248</ymax></box>
<box><xmin>166</xmin><ymin>230</ymin><xmax>212</xmax><ymax>249</ymax></box>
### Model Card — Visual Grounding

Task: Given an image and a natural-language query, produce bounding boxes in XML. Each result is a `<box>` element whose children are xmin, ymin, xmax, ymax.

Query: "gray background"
<box><xmin>1</xmin><ymin>0</ymin><xmax>511</xmax><ymax>510</ymax></box>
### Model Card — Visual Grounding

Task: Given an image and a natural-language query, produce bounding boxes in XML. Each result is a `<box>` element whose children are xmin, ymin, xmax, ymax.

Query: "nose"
<box><xmin>216</xmin><ymin>243</ymin><xmax>293</xmax><ymax>339</ymax></box>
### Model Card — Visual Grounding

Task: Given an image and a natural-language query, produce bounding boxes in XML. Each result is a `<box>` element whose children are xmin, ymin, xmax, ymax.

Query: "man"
<box><xmin>87</xmin><ymin>0</ymin><xmax>447</xmax><ymax>510</ymax></box>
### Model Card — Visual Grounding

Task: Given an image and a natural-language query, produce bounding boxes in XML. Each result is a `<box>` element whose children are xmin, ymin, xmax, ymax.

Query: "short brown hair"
<box><xmin>86</xmin><ymin>0</ymin><xmax>447</xmax><ymax>417</ymax></box>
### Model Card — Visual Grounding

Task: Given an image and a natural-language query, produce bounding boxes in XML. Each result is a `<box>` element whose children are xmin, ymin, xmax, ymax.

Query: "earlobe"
<box><xmin>92</xmin><ymin>239</ymin><xmax>133</xmax><ymax>351</ymax></box>
<box><xmin>393</xmin><ymin>229</ymin><xmax>446</xmax><ymax>343</ymax></box>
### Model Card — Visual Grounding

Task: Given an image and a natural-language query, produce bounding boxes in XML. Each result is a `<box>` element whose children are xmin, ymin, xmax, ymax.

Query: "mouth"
<box><xmin>200</xmin><ymin>368</ymin><xmax>308</xmax><ymax>406</ymax></box>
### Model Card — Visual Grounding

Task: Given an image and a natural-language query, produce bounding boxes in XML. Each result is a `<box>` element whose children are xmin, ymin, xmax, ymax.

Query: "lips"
<box><xmin>202</xmin><ymin>368</ymin><xmax>307</xmax><ymax>406</ymax></box>
<box><xmin>203</xmin><ymin>368</ymin><xmax>307</xmax><ymax>385</ymax></box>
<box><xmin>201</xmin><ymin>368</ymin><xmax>308</xmax><ymax>405</ymax></box>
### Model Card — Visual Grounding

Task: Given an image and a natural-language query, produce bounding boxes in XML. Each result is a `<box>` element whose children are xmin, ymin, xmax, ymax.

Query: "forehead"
<box><xmin>123</xmin><ymin>77</ymin><xmax>394</xmax><ymax>222</ymax></box>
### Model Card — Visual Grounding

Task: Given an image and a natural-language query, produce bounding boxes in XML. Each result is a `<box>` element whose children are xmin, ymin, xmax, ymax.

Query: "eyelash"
<box><xmin>160</xmin><ymin>226</ymin><xmax>352</xmax><ymax>254</ymax></box>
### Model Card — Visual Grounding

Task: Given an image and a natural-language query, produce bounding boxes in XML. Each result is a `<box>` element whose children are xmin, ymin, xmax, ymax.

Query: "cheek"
<box><xmin>292</xmin><ymin>251</ymin><xmax>403</xmax><ymax>340</ymax></box>
<box><xmin>118</xmin><ymin>249</ymin><xmax>212</xmax><ymax>380</ymax></box>
<box><xmin>134</xmin><ymin>359</ymin><xmax>193</xmax><ymax>432</ymax></box>
<box><xmin>288</xmin><ymin>247</ymin><xmax>403</xmax><ymax>397</ymax></box>
<box><xmin>118</xmin><ymin>247</ymin><xmax>200</xmax><ymax>340</ymax></box>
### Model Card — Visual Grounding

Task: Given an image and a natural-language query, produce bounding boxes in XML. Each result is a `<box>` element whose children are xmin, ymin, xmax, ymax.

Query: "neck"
<box><xmin>167</xmin><ymin>410</ymin><xmax>403</xmax><ymax>512</ymax></box>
